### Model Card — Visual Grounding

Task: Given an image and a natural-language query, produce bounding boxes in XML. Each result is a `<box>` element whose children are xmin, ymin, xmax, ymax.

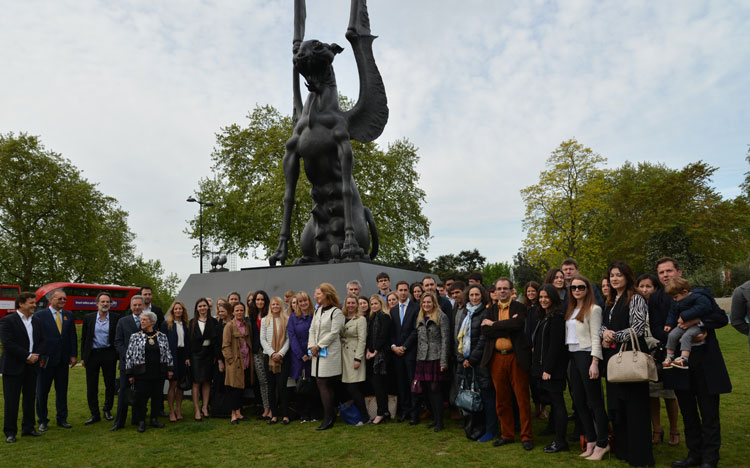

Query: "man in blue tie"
<box><xmin>34</xmin><ymin>289</ymin><xmax>77</xmax><ymax>432</ymax></box>
<box><xmin>389</xmin><ymin>280</ymin><xmax>419</xmax><ymax>424</ymax></box>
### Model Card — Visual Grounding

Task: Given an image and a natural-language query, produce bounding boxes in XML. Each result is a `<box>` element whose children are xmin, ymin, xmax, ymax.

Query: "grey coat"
<box><xmin>416</xmin><ymin>311</ymin><xmax>450</xmax><ymax>368</ymax></box>
<box><xmin>731</xmin><ymin>280</ymin><xmax>750</xmax><ymax>352</ymax></box>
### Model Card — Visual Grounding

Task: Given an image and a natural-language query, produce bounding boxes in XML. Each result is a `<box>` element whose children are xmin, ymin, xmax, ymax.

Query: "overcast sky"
<box><xmin>2</xmin><ymin>1</ymin><xmax>748</xmax><ymax>288</ymax></box>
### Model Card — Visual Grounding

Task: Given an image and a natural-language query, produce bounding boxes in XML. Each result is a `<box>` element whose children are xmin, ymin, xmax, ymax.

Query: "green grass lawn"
<box><xmin>1</xmin><ymin>322</ymin><xmax>748</xmax><ymax>467</ymax></box>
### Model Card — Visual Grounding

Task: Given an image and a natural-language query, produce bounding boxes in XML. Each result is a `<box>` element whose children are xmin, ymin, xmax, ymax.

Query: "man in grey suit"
<box><xmin>110</xmin><ymin>295</ymin><xmax>145</xmax><ymax>430</ymax></box>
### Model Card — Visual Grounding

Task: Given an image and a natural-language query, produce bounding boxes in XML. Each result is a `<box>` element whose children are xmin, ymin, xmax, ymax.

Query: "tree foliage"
<box><xmin>188</xmin><ymin>102</ymin><xmax>430</xmax><ymax>264</ymax></box>
<box><xmin>0</xmin><ymin>133</ymin><xmax>178</xmax><ymax>299</ymax></box>
<box><xmin>430</xmin><ymin>249</ymin><xmax>486</xmax><ymax>282</ymax></box>
<box><xmin>512</xmin><ymin>250</ymin><xmax>550</xmax><ymax>288</ymax></box>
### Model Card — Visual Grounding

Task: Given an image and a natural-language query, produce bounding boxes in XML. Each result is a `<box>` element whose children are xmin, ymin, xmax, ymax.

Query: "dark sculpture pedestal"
<box><xmin>175</xmin><ymin>262</ymin><xmax>433</xmax><ymax>315</ymax></box>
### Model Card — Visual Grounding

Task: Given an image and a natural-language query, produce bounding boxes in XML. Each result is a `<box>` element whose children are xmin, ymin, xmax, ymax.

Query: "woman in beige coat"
<box><xmin>222</xmin><ymin>302</ymin><xmax>254</xmax><ymax>425</ymax></box>
<box><xmin>308</xmin><ymin>283</ymin><xmax>344</xmax><ymax>430</ymax></box>
<box><xmin>341</xmin><ymin>295</ymin><xmax>369</xmax><ymax>425</ymax></box>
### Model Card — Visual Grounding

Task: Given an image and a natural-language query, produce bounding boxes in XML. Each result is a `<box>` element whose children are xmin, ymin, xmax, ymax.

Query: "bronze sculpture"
<box><xmin>268</xmin><ymin>0</ymin><xmax>388</xmax><ymax>266</ymax></box>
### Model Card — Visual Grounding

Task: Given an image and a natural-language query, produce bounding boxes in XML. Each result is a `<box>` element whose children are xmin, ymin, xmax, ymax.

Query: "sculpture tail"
<box><xmin>365</xmin><ymin>206</ymin><xmax>378</xmax><ymax>261</ymax></box>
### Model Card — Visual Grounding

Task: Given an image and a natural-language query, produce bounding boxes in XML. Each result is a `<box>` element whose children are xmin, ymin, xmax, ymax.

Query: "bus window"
<box><xmin>1</xmin><ymin>286</ymin><xmax>20</xmax><ymax>299</ymax></box>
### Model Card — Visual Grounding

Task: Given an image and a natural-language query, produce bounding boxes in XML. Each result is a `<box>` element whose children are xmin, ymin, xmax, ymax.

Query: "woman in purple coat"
<box><xmin>287</xmin><ymin>291</ymin><xmax>317</xmax><ymax>421</ymax></box>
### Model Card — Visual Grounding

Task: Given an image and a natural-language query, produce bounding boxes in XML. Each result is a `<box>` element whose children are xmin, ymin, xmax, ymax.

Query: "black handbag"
<box><xmin>178</xmin><ymin>365</ymin><xmax>193</xmax><ymax>391</ymax></box>
<box><xmin>455</xmin><ymin>371</ymin><xmax>483</xmax><ymax>412</ymax></box>
<box><xmin>125</xmin><ymin>382</ymin><xmax>137</xmax><ymax>406</ymax></box>
<box><xmin>296</xmin><ymin>368</ymin><xmax>315</xmax><ymax>396</ymax></box>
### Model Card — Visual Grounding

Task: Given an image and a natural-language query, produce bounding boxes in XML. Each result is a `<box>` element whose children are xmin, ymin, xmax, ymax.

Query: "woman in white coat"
<box><xmin>308</xmin><ymin>283</ymin><xmax>344</xmax><ymax>430</ymax></box>
<box><xmin>341</xmin><ymin>295</ymin><xmax>369</xmax><ymax>425</ymax></box>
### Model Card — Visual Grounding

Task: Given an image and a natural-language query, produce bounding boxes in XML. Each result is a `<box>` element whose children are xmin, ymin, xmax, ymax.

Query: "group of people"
<box><xmin>0</xmin><ymin>259</ymin><xmax>737</xmax><ymax>468</ymax></box>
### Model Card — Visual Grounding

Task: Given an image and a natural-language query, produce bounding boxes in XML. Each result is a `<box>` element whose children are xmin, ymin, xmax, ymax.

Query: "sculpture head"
<box><xmin>294</xmin><ymin>39</ymin><xmax>343</xmax><ymax>92</ymax></box>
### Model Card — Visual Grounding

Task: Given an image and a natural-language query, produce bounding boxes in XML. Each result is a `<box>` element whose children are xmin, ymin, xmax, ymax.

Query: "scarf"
<box><xmin>457</xmin><ymin>303</ymin><xmax>481</xmax><ymax>358</ymax></box>
<box><xmin>234</xmin><ymin>319</ymin><xmax>250</xmax><ymax>370</ymax></box>
<box><xmin>268</xmin><ymin>314</ymin><xmax>289</xmax><ymax>374</ymax></box>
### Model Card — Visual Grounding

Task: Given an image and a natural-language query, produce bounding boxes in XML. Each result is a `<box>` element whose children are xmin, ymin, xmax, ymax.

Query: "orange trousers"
<box><xmin>490</xmin><ymin>352</ymin><xmax>533</xmax><ymax>441</ymax></box>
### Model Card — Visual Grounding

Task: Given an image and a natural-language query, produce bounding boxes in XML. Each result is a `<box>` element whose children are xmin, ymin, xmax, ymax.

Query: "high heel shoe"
<box><xmin>580</xmin><ymin>442</ymin><xmax>596</xmax><ymax>457</ymax></box>
<box><xmin>668</xmin><ymin>431</ymin><xmax>680</xmax><ymax>446</ymax></box>
<box><xmin>316</xmin><ymin>419</ymin><xmax>334</xmax><ymax>431</ymax></box>
<box><xmin>585</xmin><ymin>444</ymin><xmax>610</xmax><ymax>461</ymax></box>
<box><xmin>652</xmin><ymin>430</ymin><xmax>664</xmax><ymax>444</ymax></box>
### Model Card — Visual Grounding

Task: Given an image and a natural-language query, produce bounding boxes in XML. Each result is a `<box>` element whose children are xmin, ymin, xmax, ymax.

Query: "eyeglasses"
<box><xmin>570</xmin><ymin>285</ymin><xmax>587</xmax><ymax>291</ymax></box>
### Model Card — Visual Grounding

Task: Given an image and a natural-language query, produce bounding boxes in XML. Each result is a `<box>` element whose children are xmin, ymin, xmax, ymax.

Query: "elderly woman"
<box><xmin>161</xmin><ymin>301</ymin><xmax>191</xmax><ymax>422</ymax></box>
<box><xmin>222</xmin><ymin>302</ymin><xmax>254</xmax><ymax>425</ymax></box>
<box><xmin>308</xmin><ymin>283</ymin><xmax>344</xmax><ymax>430</ymax></box>
<box><xmin>125</xmin><ymin>311</ymin><xmax>173</xmax><ymax>433</ymax></box>
<box><xmin>261</xmin><ymin>297</ymin><xmax>291</xmax><ymax>425</ymax></box>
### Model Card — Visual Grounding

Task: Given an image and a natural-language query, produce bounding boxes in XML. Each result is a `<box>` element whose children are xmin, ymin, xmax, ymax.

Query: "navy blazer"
<box><xmin>33</xmin><ymin>307</ymin><xmax>77</xmax><ymax>366</ymax></box>
<box><xmin>81</xmin><ymin>311</ymin><xmax>122</xmax><ymax>363</ymax></box>
<box><xmin>0</xmin><ymin>313</ymin><xmax>44</xmax><ymax>376</ymax></box>
<box><xmin>114</xmin><ymin>313</ymin><xmax>142</xmax><ymax>371</ymax></box>
<box><xmin>160</xmin><ymin>320</ymin><xmax>191</xmax><ymax>363</ymax></box>
<box><xmin>389</xmin><ymin>300</ymin><xmax>419</xmax><ymax>358</ymax></box>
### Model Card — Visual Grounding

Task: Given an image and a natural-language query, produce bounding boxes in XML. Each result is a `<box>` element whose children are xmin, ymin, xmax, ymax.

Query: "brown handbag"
<box><xmin>606</xmin><ymin>328</ymin><xmax>658</xmax><ymax>383</ymax></box>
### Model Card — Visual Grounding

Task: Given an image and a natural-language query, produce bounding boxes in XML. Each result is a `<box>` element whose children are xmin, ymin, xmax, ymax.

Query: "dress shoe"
<box><xmin>397</xmin><ymin>414</ymin><xmax>407</xmax><ymax>423</ymax></box>
<box><xmin>38</xmin><ymin>423</ymin><xmax>48</xmax><ymax>432</ymax></box>
<box><xmin>408</xmin><ymin>418</ymin><xmax>420</xmax><ymax>426</ymax></box>
<box><xmin>57</xmin><ymin>420</ymin><xmax>72</xmax><ymax>429</ymax></box>
<box><xmin>84</xmin><ymin>415</ymin><xmax>101</xmax><ymax>425</ymax></box>
<box><xmin>426</xmin><ymin>422</ymin><xmax>436</xmax><ymax>429</ymax></box>
<box><xmin>493</xmin><ymin>438</ymin><xmax>514</xmax><ymax>447</ymax></box>
<box><xmin>267</xmin><ymin>418</ymin><xmax>278</xmax><ymax>425</ymax></box>
<box><xmin>149</xmin><ymin>418</ymin><xmax>164</xmax><ymax>428</ymax></box>
<box><xmin>110</xmin><ymin>424</ymin><xmax>124</xmax><ymax>431</ymax></box>
<box><xmin>22</xmin><ymin>430</ymin><xmax>43</xmax><ymax>437</ymax></box>
<box><xmin>316</xmin><ymin>419</ymin><xmax>334</xmax><ymax>431</ymax></box>
<box><xmin>281</xmin><ymin>419</ymin><xmax>290</xmax><ymax>425</ymax></box>
<box><xmin>699</xmin><ymin>463</ymin><xmax>717</xmax><ymax>468</ymax></box>
<box><xmin>433</xmin><ymin>424</ymin><xmax>444</xmax><ymax>432</ymax></box>
<box><xmin>159</xmin><ymin>411</ymin><xmax>169</xmax><ymax>418</ymax></box>
<box><xmin>672</xmin><ymin>456</ymin><xmax>702</xmax><ymax>468</ymax></box>
<box><xmin>103</xmin><ymin>410</ymin><xmax>114</xmax><ymax>421</ymax></box>
<box><xmin>137</xmin><ymin>421</ymin><xmax>146</xmax><ymax>433</ymax></box>
<box><xmin>522</xmin><ymin>440</ymin><xmax>535</xmax><ymax>451</ymax></box>
<box><xmin>231</xmin><ymin>419</ymin><xmax>239</xmax><ymax>425</ymax></box>
<box><xmin>543</xmin><ymin>441</ymin><xmax>570</xmax><ymax>453</ymax></box>
<box><xmin>585</xmin><ymin>444</ymin><xmax>611</xmax><ymax>461</ymax></box>
<box><xmin>6</xmin><ymin>435</ymin><xmax>16</xmax><ymax>443</ymax></box>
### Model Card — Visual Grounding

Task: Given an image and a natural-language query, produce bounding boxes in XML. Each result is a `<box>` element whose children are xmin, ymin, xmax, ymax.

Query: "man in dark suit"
<box><xmin>1</xmin><ymin>292</ymin><xmax>45</xmax><ymax>443</ymax></box>
<box><xmin>34</xmin><ymin>288</ymin><xmax>77</xmax><ymax>431</ymax></box>
<box><xmin>80</xmin><ymin>292</ymin><xmax>122</xmax><ymax>425</ymax></box>
<box><xmin>389</xmin><ymin>280</ymin><xmax>419</xmax><ymax>424</ymax></box>
<box><xmin>111</xmin><ymin>294</ymin><xmax>145</xmax><ymax>430</ymax></box>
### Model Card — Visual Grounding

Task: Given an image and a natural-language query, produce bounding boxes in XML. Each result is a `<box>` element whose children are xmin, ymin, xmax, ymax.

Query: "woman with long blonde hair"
<box><xmin>414</xmin><ymin>292</ymin><xmax>450</xmax><ymax>432</ymax></box>
<box><xmin>260</xmin><ymin>296</ymin><xmax>290</xmax><ymax>424</ymax></box>
<box><xmin>366</xmin><ymin>294</ymin><xmax>391</xmax><ymax>424</ymax></box>
<box><xmin>288</xmin><ymin>291</ymin><xmax>316</xmax><ymax>422</ymax></box>
<box><xmin>341</xmin><ymin>294</ymin><xmax>369</xmax><ymax>425</ymax></box>
<box><xmin>161</xmin><ymin>301</ymin><xmax>190</xmax><ymax>422</ymax></box>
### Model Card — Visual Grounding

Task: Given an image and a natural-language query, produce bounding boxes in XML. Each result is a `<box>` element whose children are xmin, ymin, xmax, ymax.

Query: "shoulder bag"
<box><xmin>455</xmin><ymin>370</ymin><xmax>483</xmax><ymax>413</ymax></box>
<box><xmin>606</xmin><ymin>328</ymin><xmax>658</xmax><ymax>383</ymax></box>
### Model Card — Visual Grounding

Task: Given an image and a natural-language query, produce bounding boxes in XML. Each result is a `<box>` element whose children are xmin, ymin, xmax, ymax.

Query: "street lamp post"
<box><xmin>187</xmin><ymin>196</ymin><xmax>214</xmax><ymax>273</ymax></box>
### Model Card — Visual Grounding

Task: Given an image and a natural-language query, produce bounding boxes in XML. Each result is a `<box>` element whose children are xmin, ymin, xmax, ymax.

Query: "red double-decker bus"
<box><xmin>0</xmin><ymin>285</ymin><xmax>22</xmax><ymax>318</ymax></box>
<box><xmin>35</xmin><ymin>282</ymin><xmax>140</xmax><ymax>323</ymax></box>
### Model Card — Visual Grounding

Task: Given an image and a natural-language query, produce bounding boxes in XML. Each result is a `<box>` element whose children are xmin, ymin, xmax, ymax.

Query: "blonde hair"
<box><xmin>368</xmin><ymin>294</ymin><xmax>386</xmax><ymax>319</ymax></box>
<box><xmin>343</xmin><ymin>294</ymin><xmax>362</xmax><ymax>318</ymax></box>
<box><xmin>265</xmin><ymin>296</ymin><xmax>287</xmax><ymax>326</ymax></box>
<box><xmin>416</xmin><ymin>292</ymin><xmax>440</xmax><ymax>327</ymax></box>
<box><xmin>166</xmin><ymin>301</ymin><xmax>188</xmax><ymax>330</ymax></box>
<box><xmin>316</xmin><ymin>283</ymin><xmax>340</xmax><ymax>309</ymax></box>
<box><xmin>294</xmin><ymin>291</ymin><xmax>314</xmax><ymax>318</ymax></box>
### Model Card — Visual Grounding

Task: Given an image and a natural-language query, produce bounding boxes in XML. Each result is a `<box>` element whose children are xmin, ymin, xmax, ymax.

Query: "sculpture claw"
<box><xmin>340</xmin><ymin>231</ymin><xmax>364</xmax><ymax>260</ymax></box>
<box><xmin>268</xmin><ymin>240</ymin><xmax>289</xmax><ymax>266</ymax></box>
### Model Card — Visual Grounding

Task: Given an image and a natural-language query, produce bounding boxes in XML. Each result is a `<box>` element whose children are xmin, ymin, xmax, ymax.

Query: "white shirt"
<box><xmin>17</xmin><ymin>311</ymin><xmax>34</xmax><ymax>358</ymax></box>
<box><xmin>176</xmin><ymin>321</ymin><xmax>185</xmax><ymax>348</ymax></box>
<box><xmin>566</xmin><ymin>308</ymin><xmax>591</xmax><ymax>352</ymax></box>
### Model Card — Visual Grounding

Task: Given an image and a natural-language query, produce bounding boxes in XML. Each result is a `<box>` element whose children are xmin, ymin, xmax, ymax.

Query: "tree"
<box><xmin>482</xmin><ymin>261</ymin><xmax>513</xmax><ymax>286</ymax></box>
<box><xmin>430</xmin><ymin>249</ymin><xmax>486</xmax><ymax>282</ymax></box>
<box><xmin>0</xmin><ymin>133</ymin><xmax>178</xmax><ymax>297</ymax></box>
<box><xmin>742</xmin><ymin>145</ymin><xmax>750</xmax><ymax>198</ymax></box>
<box><xmin>114</xmin><ymin>256</ymin><xmax>180</xmax><ymax>310</ymax></box>
<box><xmin>520</xmin><ymin>139</ymin><xmax>610</xmax><ymax>277</ymax></box>
<box><xmin>188</xmin><ymin>102</ymin><xmax>430</xmax><ymax>263</ymax></box>
<box><xmin>512</xmin><ymin>250</ymin><xmax>550</xmax><ymax>288</ymax></box>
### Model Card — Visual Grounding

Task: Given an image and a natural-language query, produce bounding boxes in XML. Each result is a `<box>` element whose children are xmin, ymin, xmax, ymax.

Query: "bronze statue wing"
<box><xmin>344</xmin><ymin>0</ymin><xmax>389</xmax><ymax>143</ymax></box>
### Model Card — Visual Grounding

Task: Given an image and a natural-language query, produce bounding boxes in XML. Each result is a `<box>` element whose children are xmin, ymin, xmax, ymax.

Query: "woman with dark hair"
<box><xmin>189</xmin><ymin>298</ymin><xmax>219</xmax><ymax>421</ymax></box>
<box><xmin>366</xmin><ymin>294</ymin><xmax>391</xmax><ymax>424</ymax></box>
<box><xmin>288</xmin><ymin>291</ymin><xmax>316</xmax><ymax>422</ymax></box>
<box><xmin>600</xmin><ymin>277</ymin><xmax>611</xmax><ymax>300</ymax></box>
<box><xmin>248</xmin><ymin>290</ymin><xmax>271</xmax><ymax>420</ymax></box>
<box><xmin>210</xmin><ymin>301</ymin><xmax>233</xmax><ymax>419</ymax></box>
<box><xmin>600</xmin><ymin>261</ymin><xmax>654</xmax><ymax>467</ymax></box>
<box><xmin>308</xmin><ymin>283</ymin><xmax>344</xmax><ymax>430</ymax></box>
<box><xmin>531</xmin><ymin>285</ymin><xmax>569</xmax><ymax>453</ymax></box>
<box><xmin>161</xmin><ymin>301</ymin><xmax>191</xmax><ymax>422</ymax></box>
<box><xmin>636</xmin><ymin>273</ymin><xmax>680</xmax><ymax>446</ymax></box>
<box><xmin>410</xmin><ymin>282</ymin><xmax>424</xmax><ymax>303</ymax></box>
<box><xmin>566</xmin><ymin>275</ymin><xmax>609</xmax><ymax>460</ymax></box>
<box><xmin>415</xmin><ymin>292</ymin><xmax>450</xmax><ymax>432</ymax></box>
<box><xmin>222</xmin><ymin>301</ymin><xmax>253</xmax><ymax>425</ymax></box>
<box><xmin>456</xmin><ymin>284</ymin><xmax>496</xmax><ymax>442</ymax></box>
<box><xmin>522</xmin><ymin>281</ymin><xmax>544</xmax><ymax>418</ymax></box>
<box><xmin>544</xmin><ymin>268</ymin><xmax>567</xmax><ymax>303</ymax></box>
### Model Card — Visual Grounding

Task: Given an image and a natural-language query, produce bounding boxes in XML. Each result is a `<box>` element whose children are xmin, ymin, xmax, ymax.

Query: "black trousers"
<box><xmin>606</xmin><ymin>379</ymin><xmax>654</xmax><ymax>466</ymax></box>
<box><xmin>674</xmin><ymin>346</ymin><xmax>721</xmax><ymax>466</ymax></box>
<box><xmin>114</xmin><ymin>370</ymin><xmax>136</xmax><ymax>427</ymax></box>
<box><xmin>393</xmin><ymin>354</ymin><xmax>416</xmax><ymax>419</ymax></box>
<box><xmin>266</xmin><ymin>357</ymin><xmax>290</xmax><ymax>418</ymax></box>
<box><xmin>3</xmin><ymin>365</ymin><xmax>37</xmax><ymax>437</ymax></box>
<box><xmin>539</xmin><ymin>378</ymin><xmax>567</xmax><ymax>446</ymax></box>
<box><xmin>345</xmin><ymin>381</ymin><xmax>369</xmax><ymax>423</ymax></box>
<box><xmin>368</xmin><ymin>373</ymin><xmax>388</xmax><ymax>416</ymax></box>
<box><xmin>568</xmin><ymin>352</ymin><xmax>609</xmax><ymax>447</ymax></box>
<box><xmin>36</xmin><ymin>361</ymin><xmax>69</xmax><ymax>424</ymax></box>
<box><xmin>133</xmin><ymin>377</ymin><xmax>162</xmax><ymax>423</ymax></box>
<box><xmin>85</xmin><ymin>348</ymin><xmax>117</xmax><ymax>416</ymax></box>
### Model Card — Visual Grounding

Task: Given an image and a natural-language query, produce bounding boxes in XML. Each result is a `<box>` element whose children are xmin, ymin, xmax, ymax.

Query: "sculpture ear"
<box><xmin>330</xmin><ymin>43</ymin><xmax>344</xmax><ymax>55</ymax></box>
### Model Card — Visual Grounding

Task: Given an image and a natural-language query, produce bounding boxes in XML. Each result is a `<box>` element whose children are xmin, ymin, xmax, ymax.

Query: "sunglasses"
<box><xmin>570</xmin><ymin>285</ymin><xmax>587</xmax><ymax>291</ymax></box>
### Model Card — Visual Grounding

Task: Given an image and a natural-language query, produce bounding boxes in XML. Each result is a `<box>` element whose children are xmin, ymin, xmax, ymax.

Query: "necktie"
<box><xmin>55</xmin><ymin>310</ymin><xmax>62</xmax><ymax>333</ymax></box>
<box><xmin>400</xmin><ymin>303</ymin><xmax>405</xmax><ymax>325</ymax></box>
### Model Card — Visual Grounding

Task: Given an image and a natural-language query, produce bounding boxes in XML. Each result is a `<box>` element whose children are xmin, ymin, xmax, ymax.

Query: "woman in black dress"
<box><xmin>601</xmin><ymin>261</ymin><xmax>654</xmax><ymax>467</ymax></box>
<box><xmin>189</xmin><ymin>297</ymin><xmax>219</xmax><ymax>421</ymax></box>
